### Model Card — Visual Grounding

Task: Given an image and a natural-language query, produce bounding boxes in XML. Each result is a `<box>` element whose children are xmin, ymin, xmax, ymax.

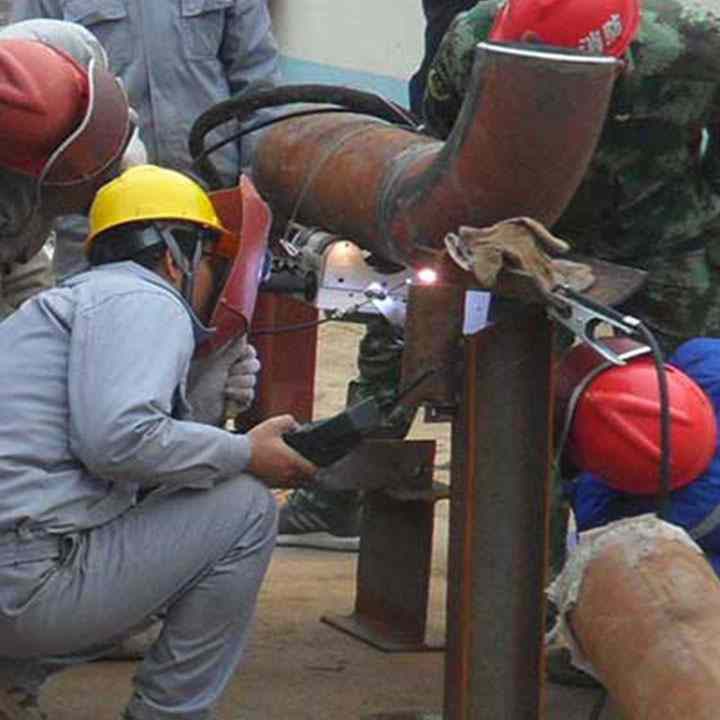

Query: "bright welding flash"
<box><xmin>416</xmin><ymin>268</ymin><xmax>438</xmax><ymax>285</ymax></box>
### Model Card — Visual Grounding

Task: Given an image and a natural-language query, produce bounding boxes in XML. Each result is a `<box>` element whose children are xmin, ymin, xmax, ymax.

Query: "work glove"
<box><xmin>445</xmin><ymin>218</ymin><xmax>589</xmax><ymax>302</ymax></box>
<box><xmin>187</xmin><ymin>335</ymin><xmax>261</xmax><ymax>427</ymax></box>
<box><xmin>225</xmin><ymin>341</ymin><xmax>261</xmax><ymax>412</ymax></box>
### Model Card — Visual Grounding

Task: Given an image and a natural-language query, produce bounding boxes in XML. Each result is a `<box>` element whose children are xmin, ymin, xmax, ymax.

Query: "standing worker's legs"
<box><xmin>0</xmin><ymin>476</ymin><xmax>277</xmax><ymax>720</ymax></box>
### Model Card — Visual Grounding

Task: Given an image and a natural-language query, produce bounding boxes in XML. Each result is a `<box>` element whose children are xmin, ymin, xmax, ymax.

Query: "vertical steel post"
<box><xmin>444</xmin><ymin>305</ymin><xmax>554</xmax><ymax>719</ymax></box>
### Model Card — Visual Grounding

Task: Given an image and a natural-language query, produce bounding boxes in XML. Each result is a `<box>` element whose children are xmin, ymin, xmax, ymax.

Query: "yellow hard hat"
<box><xmin>86</xmin><ymin>164</ymin><xmax>226</xmax><ymax>255</ymax></box>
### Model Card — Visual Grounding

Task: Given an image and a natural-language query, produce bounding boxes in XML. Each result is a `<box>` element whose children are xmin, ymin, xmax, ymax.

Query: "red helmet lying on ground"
<box><xmin>556</xmin><ymin>337</ymin><xmax>718</xmax><ymax>495</ymax></box>
<box><xmin>489</xmin><ymin>0</ymin><xmax>642</xmax><ymax>58</ymax></box>
<box><xmin>0</xmin><ymin>35</ymin><xmax>131</xmax><ymax>262</ymax></box>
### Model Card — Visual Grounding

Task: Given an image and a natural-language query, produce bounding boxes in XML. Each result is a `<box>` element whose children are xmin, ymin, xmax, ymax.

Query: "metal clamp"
<box><xmin>547</xmin><ymin>284</ymin><xmax>642</xmax><ymax>365</ymax></box>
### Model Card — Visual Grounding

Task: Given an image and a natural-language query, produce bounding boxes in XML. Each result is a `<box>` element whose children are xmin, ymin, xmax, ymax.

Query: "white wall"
<box><xmin>268</xmin><ymin>0</ymin><xmax>424</xmax><ymax>103</ymax></box>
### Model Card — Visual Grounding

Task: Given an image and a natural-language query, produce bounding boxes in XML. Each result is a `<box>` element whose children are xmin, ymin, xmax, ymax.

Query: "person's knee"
<box><xmin>223</xmin><ymin>475</ymin><xmax>278</xmax><ymax>550</ymax></box>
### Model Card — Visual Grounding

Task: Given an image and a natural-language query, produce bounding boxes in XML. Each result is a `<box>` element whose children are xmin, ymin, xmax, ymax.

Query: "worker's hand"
<box><xmin>445</xmin><ymin>218</ymin><xmax>571</xmax><ymax>301</ymax></box>
<box><xmin>187</xmin><ymin>335</ymin><xmax>260</xmax><ymax>427</ymax></box>
<box><xmin>247</xmin><ymin>415</ymin><xmax>318</xmax><ymax>487</ymax></box>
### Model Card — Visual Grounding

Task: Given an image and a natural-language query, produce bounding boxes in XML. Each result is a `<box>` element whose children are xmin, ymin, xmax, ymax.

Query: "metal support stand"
<box><xmin>363</xmin><ymin>290</ymin><xmax>553</xmax><ymax>719</ymax></box>
<box><xmin>443</xmin><ymin>306</ymin><xmax>553</xmax><ymax>719</ymax></box>
<box><xmin>323</xmin><ymin>440</ymin><xmax>446</xmax><ymax>652</ymax></box>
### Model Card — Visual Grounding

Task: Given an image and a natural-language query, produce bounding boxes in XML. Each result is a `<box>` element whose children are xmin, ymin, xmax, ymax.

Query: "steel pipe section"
<box><xmin>252</xmin><ymin>42</ymin><xmax>620</xmax><ymax>267</ymax></box>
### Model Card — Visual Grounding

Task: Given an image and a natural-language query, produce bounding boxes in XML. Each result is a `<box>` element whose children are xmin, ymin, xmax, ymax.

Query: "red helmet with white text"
<box><xmin>489</xmin><ymin>0</ymin><xmax>642</xmax><ymax>58</ymax></box>
<box><xmin>556</xmin><ymin>338</ymin><xmax>717</xmax><ymax>495</ymax></box>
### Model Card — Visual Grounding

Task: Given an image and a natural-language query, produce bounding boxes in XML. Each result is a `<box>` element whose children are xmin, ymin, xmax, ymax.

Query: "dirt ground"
<box><xmin>38</xmin><ymin>323</ymin><xmax>616</xmax><ymax>719</ymax></box>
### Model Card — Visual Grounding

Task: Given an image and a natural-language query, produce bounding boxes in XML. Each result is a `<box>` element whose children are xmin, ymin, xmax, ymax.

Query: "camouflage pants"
<box><xmin>346</xmin><ymin>317</ymin><xmax>416</xmax><ymax>438</ymax></box>
<box><xmin>288</xmin><ymin>317</ymin><xmax>415</xmax><ymax>519</ymax></box>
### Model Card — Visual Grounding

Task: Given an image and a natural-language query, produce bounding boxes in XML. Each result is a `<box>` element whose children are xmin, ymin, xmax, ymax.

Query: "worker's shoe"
<box><xmin>0</xmin><ymin>687</ymin><xmax>46</xmax><ymax>720</ymax></box>
<box><xmin>545</xmin><ymin>645</ymin><xmax>602</xmax><ymax>689</ymax></box>
<box><xmin>277</xmin><ymin>488</ymin><xmax>361</xmax><ymax>551</ymax></box>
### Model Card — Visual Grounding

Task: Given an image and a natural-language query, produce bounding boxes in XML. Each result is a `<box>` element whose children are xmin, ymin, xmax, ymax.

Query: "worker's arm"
<box><xmin>703</xmin><ymin>121</ymin><xmax>720</xmax><ymax>195</ymax></box>
<box><xmin>221</xmin><ymin>0</ymin><xmax>281</xmax><ymax>96</ymax></box>
<box><xmin>67</xmin><ymin>288</ymin><xmax>314</xmax><ymax>488</ymax></box>
<box><xmin>702</xmin><ymin>75</ymin><xmax>720</xmax><ymax>195</ymax></box>
<box><xmin>67</xmin><ymin>289</ymin><xmax>251</xmax><ymax>488</ymax></box>
<box><xmin>219</xmin><ymin>0</ymin><xmax>282</xmax><ymax>167</ymax></box>
<box><xmin>422</xmin><ymin>2</ymin><xmax>500</xmax><ymax>138</ymax></box>
<box><xmin>10</xmin><ymin>0</ymin><xmax>63</xmax><ymax>21</ymax></box>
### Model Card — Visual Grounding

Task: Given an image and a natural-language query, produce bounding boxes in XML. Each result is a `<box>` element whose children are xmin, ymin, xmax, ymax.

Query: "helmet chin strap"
<box><xmin>155</xmin><ymin>223</ymin><xmax>202</xmax><ymax>305</ymax></box>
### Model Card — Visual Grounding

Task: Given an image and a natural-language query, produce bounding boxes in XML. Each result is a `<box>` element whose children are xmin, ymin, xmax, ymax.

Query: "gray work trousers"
<box><xmin>0</xmin><ymin>475</ymin><xmax>277</xmax><ymax>719</ymax></box>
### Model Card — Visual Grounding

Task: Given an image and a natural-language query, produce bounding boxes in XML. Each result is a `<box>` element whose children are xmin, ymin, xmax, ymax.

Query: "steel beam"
<box><xmin>444</xmin><ymin>305</ymin><xmax>553</xmax><ymax>719</ymax></box>
<box><xmin>323</xmin><ymin>439</ymin><xmax>443</xmax><ymax>652</ymax></box>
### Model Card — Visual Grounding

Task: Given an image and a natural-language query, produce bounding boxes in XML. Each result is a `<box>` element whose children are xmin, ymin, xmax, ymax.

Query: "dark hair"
<box><xmin>89</xmin><ymin>221</ymin><xmax>202</xmax><ymax>268</ymax></box>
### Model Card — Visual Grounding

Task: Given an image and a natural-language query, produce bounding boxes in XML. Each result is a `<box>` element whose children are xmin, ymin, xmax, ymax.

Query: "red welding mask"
<box><xmin>556</xmin><ymin>338</ymin><xmax>718</xmax><ymax>495</ymax></box>
<box><xmin>489</xmin><ymin>0</ymin><xmax>641</xmax><ymax>58</ymax></box>
<box><xmin>196</xmin><ymin>175</ymin><xmax>272</xmax><ymax>356</ymax></box>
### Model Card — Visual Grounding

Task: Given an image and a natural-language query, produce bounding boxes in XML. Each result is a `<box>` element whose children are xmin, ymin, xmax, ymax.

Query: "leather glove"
<box><xmin>445</xmin><ymin>217</ymin><xmax>572</xmax><ymax>300</ymax></box>
<box><xmin>187</xmin><ymin>335</ymin><xmax>261</xmax><ymax>427</ymax></box>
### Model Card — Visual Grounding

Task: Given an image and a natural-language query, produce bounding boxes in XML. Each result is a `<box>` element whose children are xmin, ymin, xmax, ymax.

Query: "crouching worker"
<box><xmin>546</xmin><ymin>337</ymin><xmax>720</xmax><ymax>687</ymax></box>
<box><xmin>558</xmin><ymin>337</ymin><xmax>720</xmax><ymax>569</ymax></box>
<box><xmin>0</xmin><ymin>165</ymin><xmax>316</xmax><ymax>720</ymax></box>
<box><xmin>550</xmin><ymin>337</ymin><xmax>720</xmax><ymax>711</ymax></box>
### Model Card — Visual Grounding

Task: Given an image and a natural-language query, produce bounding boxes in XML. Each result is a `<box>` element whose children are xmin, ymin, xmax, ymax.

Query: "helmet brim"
<box><xmin>39</xmin><ymin>57</ymin><xmax>131</xmax><ymax>214</ymax></box>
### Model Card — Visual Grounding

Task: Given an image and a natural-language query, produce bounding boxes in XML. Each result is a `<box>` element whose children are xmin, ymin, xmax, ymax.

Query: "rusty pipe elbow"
<box><xmin>252</xmin><ymin>43</ymin><xmax>621</xmax><ymax>267</ymax></box>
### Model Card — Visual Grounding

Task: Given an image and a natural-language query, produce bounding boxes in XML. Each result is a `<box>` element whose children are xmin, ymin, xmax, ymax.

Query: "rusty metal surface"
<box><xmin>322</xmin><ymin>440</ymin><xmax>440</xmax><ymax>653</ymax></box>
<box><xmin>569</xmin><ymin>255</ymin><xmax>647</xmax><ymax>307</ymax></box>
<box><xmin>253</xmin><ymin>44</ymin><xmax>620</xmax><ymax>268</ymax></box>
<box><xmin>401</xmin><ymin>284</ymin><xmax>465</xmax><ymax>409</ymax></box>
<box><xmin>315</xmin><ymin>439</ymin><xmax>439</xmax><ymax>493</ymax></box>
<box><xmin>254</xmin><ymin>114</ymin><xmax>434</xmax><ymax>263</ymax></box>
<box><xmin>444</xmin><ymin>305</ymin><xmax>553</xmax><ymax>720</ymax></box>
<box><xmin>492</xmin><ymin>256</ymin><xmax>647</xmax><ymax>308</ymax></box>
<box><xmin>241</xmin><ymin>293</ymin><xmax>318</xmax><ymax>427</ymax></box>
<box><xmin>365</xmin><ymin>714</ymin><xmax>442</xmax><ymax>719</ymax></box>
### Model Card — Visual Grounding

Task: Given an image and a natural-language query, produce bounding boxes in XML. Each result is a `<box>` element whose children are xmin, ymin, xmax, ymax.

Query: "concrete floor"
<box><xmin>37</xmin><ymin>501</ymin><xmax>618</xmax><ymax>720</ymax></box>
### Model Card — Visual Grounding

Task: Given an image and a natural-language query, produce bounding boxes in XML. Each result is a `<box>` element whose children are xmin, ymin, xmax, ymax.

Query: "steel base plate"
<box><xmin>322</xmin><ymin>612</ymin><xmax>444</xmax><ymax>653</ymax></box>
<box><xmin>363</xmin><ymin>713</ymin><xmax>442</xmax><ymax>719</ymax></box>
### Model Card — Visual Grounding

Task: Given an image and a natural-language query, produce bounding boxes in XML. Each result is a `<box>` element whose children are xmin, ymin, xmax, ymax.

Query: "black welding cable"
<box><xmin>193</xmin><ymin>106</ymin><xmax>364</xmax><ymax>172</ymax></box>
<box><xmin>189</xmin><ymin>84</ymin><xmax>421</xmax><ymax>188</ymax></box>
<box><xmin>631</xmin><ymin>319</ymin><xmax>672</xmax><ymax>520</ymax></box>
<box><xmin>249</xmin><ymin>315</ymin><xmax>336</xmax><ymax>337</ymax></box>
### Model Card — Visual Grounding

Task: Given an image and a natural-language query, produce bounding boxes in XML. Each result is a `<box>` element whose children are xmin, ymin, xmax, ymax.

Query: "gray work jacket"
<box><xmin>12</xmin><ymin>0</ymin><xmax>281</xmax><ymax>183</ymax></box>
<box><xmin>0</xmin><ymin>262</ymin><xmax>251</xmax><ymax>536</ymax></box>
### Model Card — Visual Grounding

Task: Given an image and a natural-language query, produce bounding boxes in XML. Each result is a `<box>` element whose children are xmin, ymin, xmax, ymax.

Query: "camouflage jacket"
<box><xmin>424</xmin><ymin>0</ymin><xmax>720</xmax><ymax>349</ymax></box>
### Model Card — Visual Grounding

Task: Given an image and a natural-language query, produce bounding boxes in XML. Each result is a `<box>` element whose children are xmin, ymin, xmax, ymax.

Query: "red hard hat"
<box><xmin>0</xmin><ymin>39</ymin><xmax>88</xmax><ymax>175</ymax></box>
<box><xmin>556</xmin><ymin>338</ymin><xmax>717</xmax><ymax>495</ymax></box>
<box><xmin>0</xmin><ymin>38</ymin><xmax>131</xmax><ymax>259</ymax></box>
<box><xmin>489</xmin><ymin>0</ymin><xmax>642</xmax><ymax>58</ymax></box>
